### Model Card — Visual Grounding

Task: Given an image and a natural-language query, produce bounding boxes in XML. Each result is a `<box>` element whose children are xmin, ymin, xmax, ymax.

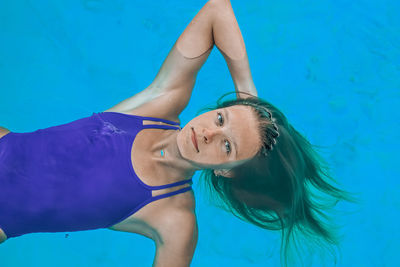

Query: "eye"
<box><xmin>224</xmin><ymin>140</ymin><xmax>231</xmax><ymax>155</ymax></box>
<box><xmin>217</xmin><ymin>112</ymin><xmax>224</xmax><ymax>126</ymax></box>
<box><xmin>216</xmin><ymin>112</ymin><xmax>230</xmax><ymax>155</ymax></box>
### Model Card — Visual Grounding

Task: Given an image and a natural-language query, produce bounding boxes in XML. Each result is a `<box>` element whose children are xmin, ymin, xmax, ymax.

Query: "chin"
<box><xmin>176</xmin><ymin>128</ymin><xmax>192</xmax><ymax>159</ymax></box>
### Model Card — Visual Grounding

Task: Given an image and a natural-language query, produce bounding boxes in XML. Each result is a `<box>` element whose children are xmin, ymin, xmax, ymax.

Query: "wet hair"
<box><xmin>197</xmin><ymin>92</ymin><xmax>358</xmax><ymax>266</ymax></box>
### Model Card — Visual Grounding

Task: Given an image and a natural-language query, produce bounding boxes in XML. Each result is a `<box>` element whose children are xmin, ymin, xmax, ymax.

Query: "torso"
<box><xmin>0</xmin><ymin>115</ymin><xmax>196</xmax><ymax>244</ymax></box>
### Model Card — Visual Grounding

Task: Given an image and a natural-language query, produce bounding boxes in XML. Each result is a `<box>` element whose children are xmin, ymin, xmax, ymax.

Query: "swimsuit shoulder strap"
<box><xmin>98</xmin><ymin>112</ymin><xmax>181</xmax><ymax>131</ymax></box>
<box><xmin>140</xmin><ymin>116</ymin><xmax>181</xmax><ymax>131</ymax></box>
<box><xmin>140</xmin><ymin>116</ymin><xmax>180</xmax><ymax>125</ymax></box>
<box><xmin>149</xmin><ymin>178</ymin><xmax>193</xmax><ymax>202</ymax></box>
<box><xmin>147</xmin><ymin>178</ymin><xmax>193</xmax><ymax>190</ymax></box>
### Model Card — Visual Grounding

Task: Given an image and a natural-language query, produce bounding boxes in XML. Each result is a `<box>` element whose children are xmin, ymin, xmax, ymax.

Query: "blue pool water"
<box><xmin>0</xmin><ymin>0</ymin><xmax>399</xmax><ymax>266</ymax></box>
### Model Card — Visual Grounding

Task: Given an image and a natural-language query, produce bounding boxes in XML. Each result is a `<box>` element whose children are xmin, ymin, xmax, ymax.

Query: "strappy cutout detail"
<box><xmin>124</xmin><ymin>114</ymin><xmax>192</xmax><ymax>200</ymax></box>
<box><xmin>151</xmin><ymin>185</ymin><xmax>192</xmax><ymax>200</ymax></box>
<box><xmin>141</xmin><ymin>124</ymin><xmax>181</xmax><ymax>131</ymax></box>
<box><xmin>99</xmin><ymin>111</ymin><xmax>192</xmax><ymax>200</ymax></box>
<box><xmin>142</xmin><ymin>119</ymin><xmax>181</xmax><ymax>131</ymax></box>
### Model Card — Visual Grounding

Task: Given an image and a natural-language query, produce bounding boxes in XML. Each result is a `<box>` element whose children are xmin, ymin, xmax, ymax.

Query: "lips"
<box><xmin>191</xmin><ymin>127</ymin><xmax>199</xmax><ymax>152</ymax></box>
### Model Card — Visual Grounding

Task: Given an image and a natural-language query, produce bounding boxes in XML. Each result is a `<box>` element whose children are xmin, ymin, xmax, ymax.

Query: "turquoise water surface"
<box><xmin>1</xmin><ymin>0</ymin><xmax>399</xmax><ymax>266</ymax></box>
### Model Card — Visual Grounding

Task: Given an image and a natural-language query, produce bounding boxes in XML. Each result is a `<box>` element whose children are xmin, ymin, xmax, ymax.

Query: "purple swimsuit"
<box><xmin>0</xmin><ymin>112</ymin><xmax>193</xmax><ymax>238</ymax></box>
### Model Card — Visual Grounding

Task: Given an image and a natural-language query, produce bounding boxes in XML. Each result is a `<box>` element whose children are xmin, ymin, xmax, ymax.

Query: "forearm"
<box><xmin>157</xmin><ymin>0</ymin><xmax>256</xmax><ymax>99</ymax></box>
<box><xmin>211</xmin><ymin>0</ymin><xmax>257</xmax><ymax>98</ymax></box>
<box><xmin>175</xmin><ymin>1</ymin><xmax>215</xmax><ymax>60</ymax></box>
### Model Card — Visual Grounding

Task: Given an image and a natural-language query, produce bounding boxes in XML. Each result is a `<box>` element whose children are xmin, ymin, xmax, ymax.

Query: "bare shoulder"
<box><xmin>109</xmin><ymin>200</ymin><xmax>198</xmax><ymax>251</ymax></box>
<box><xmin>154</xmin><ymin>190</ymin><xmax>197</xmax><ymax>246</ymax></box>
<box><xmin>104</xmin><ymin>86</ymin><xmax>185</xmax><ymax>124</ymax></box>
<box><xmin>108</xmin><ymin>189</ymin><xmax>196</xmax><ymax>242</ymax></box>
<box><xmin>105</xmin><ymin>98</ymin><xmax>181</xmax><ymax>125</ymax></box>
<box><xmin>159</xmin><ymin>208</ymin><xmax>198</xmax><ymax>245</ymax></box>
<box><xmin>153</xmin><ymin>207</ymin><xmax>198</xmax><ymax>266</ymax></box>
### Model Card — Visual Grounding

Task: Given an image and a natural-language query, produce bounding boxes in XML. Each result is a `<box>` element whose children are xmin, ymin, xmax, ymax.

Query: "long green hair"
<box><xmin>198</xmin><ymin>92</ymin><xmax>358</xmax><ymax>266</ymax></box>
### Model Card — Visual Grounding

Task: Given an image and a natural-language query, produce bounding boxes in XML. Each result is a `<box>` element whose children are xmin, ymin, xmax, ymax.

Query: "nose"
<box><xmin>202</xmin><ymin>127</ymin><xmax>222</xmax><ymax>143</ymax></box>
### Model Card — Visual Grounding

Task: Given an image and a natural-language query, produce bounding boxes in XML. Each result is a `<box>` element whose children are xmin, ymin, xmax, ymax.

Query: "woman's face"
<box><xmin>177</xmin><ymin>105</ymin><xmax>261</xmax><ymax>170</ymax></box>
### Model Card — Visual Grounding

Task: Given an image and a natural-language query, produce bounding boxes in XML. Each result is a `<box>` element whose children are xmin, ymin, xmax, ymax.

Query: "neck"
<box><xmin>151</xmin><ymin>130</ymin><xmax>199</xmax><ymax>180</ymax></box>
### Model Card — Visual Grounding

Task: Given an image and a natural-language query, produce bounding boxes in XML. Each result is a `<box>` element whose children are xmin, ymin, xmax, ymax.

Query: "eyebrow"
<box><xmin>223</xmin><ymin>109</ymin><xmax>238</xmax><ymax>158</ymax></box>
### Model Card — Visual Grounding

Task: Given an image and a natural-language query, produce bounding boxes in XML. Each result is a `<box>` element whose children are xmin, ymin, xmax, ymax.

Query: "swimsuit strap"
<box><xmin>141</xmin><ymin>116</ymin><xmax>181</xmax><ymax>131</ymax></box>
<box><xmin>147</xmin><ymin>178</ymin><xmax>193</xmax><ymax>190</ymax></box>
<box><xmin>97</xmin><ymin>112</ymin><xmax>181</xmax><ymax>129</ymax></box>
<box><xmin>151</xmin><ymin>186</ymin><xmax>193</xmax><ymax>202</ymax></box>
<box><xmin>137</xmin><ymin>114</ymin><xmax>190</xmax><ymax>190</ymax></box>
<box><xmin>141</xmin><ymin>124</ymin><xmax>181</xmax><ymax>131</ymax></box>
<box><xmin>139</xmin><ymin>116</ymin><xmax>180</xmax><ymax>126</ymax></box>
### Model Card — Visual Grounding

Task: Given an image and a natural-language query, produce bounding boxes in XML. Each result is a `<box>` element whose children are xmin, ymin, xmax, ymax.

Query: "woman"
<box><xmin>0</xmin><ymin>0</ymin><xmax>352</xmax><ymax>266</ymax></box>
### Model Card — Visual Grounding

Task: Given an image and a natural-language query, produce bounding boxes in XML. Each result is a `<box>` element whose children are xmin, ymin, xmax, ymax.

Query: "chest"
<box><xmin>108</xmin><ymin>125</ymin><xmax>194</xmax><ymax>241</ymax></box>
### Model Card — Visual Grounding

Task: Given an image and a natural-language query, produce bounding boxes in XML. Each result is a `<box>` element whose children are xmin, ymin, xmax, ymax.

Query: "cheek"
<box><xmin>177</xmin><ymin>126</ymin><xmax>227</xmax><ymax>165</ymax></box>
<box><xmin>200</xmin><ymin>146</ymin><xmax>227</xmax><ymax>165</ymax></box>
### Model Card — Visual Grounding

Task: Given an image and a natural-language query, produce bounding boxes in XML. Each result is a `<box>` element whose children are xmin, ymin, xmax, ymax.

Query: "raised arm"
<box><xmin>170</xmin><ymin>0</ymin><xmax>257</xmax><ymax>98</ymax></box>
<box><xmin>211</xmin><ymin>0</ymin><xmax>257</xmax><ymax>98</ymax></box>
<box><xmin>107</xmin><ymin>0</ymin><xmax>256</xmax><ymax>120</ymax></box>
